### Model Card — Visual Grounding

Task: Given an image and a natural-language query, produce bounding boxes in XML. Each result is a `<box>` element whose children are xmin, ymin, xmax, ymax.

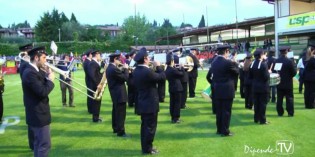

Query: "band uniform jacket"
<box><xmin>303</xmin><ymin>57</ymin><xmax>315</xmax><ymax>82</ymax></box>
<box><xmin>22</xmin><ymin>66</ymin><xmax>55</xmax><ymax>127</ymax></box>
<box><xmin>83</xmin><ymin>59</ymin><xmax>91</xmax><ymax>88</ymax></box>
<box><xmin>165</xmin><ymin>66</ymin><xmax>183</xmax><ymax>93</ymax></box>
<box><xmin>19</xmin><ymin>60</ymin><xmax>29</xmax><ymax>78</ymax></box>
<box><xmin>209</xmin><ymin>56</ymin><xmax>239</xmax><ymax>99</ymax></box>
<box><xmin>87</xmin><ymin>59</ymin><xmax>103</xmax><ymax>108</ymax></box>
<box><xmin>106</xmin><ymin>63</ymin><xmax>129</xmax><ymax>104</ymax></box>
<box><xmin>133</xmin><ymin>65</ymin><xmax>166</xmax><ymax>114</ymax></box>
<box><xmin>274</xmin><ymin>56</ymin><xmax>297</xmax><ymax>90</ymax></box>
<box><xmin>188</xmin><ymin>53</ymin><xmax>200</xmax><ymax>78</ymax></box>
<box><xmin>249</xmin><ymin>59</ymin><xmax>269</xmax><ymax>93</ymax></box>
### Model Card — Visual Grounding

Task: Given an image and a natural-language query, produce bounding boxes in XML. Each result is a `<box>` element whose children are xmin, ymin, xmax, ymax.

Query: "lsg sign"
<box><xmin>276</xmin><ymin>140</ymin><xmax>294</xmax><ymax>155</ymax></box>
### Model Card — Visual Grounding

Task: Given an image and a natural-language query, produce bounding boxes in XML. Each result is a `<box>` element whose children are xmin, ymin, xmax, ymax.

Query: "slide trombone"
<box><xmin>18</xmin><ymin>53</ymin><xmax>100</xmax><ymax>100</ymax></box>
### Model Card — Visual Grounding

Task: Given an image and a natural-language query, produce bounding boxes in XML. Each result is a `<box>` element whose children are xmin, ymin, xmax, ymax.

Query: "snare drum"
<box><xmin>269</xmin><ymin>73</ymin><xmax>280</xmax><ymax>86</ymax></box>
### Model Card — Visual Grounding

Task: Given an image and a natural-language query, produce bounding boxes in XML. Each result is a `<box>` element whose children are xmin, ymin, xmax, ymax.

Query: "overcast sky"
<box><xmin>0</xmin><ymin>0</ymin><xmax>274</xmax><ymax>28</ymax></box>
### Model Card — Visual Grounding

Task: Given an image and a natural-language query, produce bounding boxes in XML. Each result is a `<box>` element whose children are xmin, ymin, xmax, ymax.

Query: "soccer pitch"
<box><xmin>0</xmin><ymin>70</ymin><xmax>314</xmax><ymax>157</ymax></box>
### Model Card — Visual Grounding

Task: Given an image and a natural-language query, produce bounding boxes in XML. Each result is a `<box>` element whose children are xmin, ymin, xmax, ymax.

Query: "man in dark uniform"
<box><xmin>133</xmin><ymin>47</ymin><xmax>166</xmax><ymax>154</ymax></box>
<box><xmin>173</xmin><ymin>49</ymin><xmax>189</xmax><ymax>109</ymax></box>
<box><xmin>87</xmin><ymin>50</ymin><xmax>103</xmax><ymax>122</ymax></box>
<box><xmin>126</xmin><ymin>51</ymin><xmax>137</xmax><ymax>107</ymax></box>
<box><xmin>165</xmin><ymin>53</ymin><xmax>183</xmax><ymax>123</ymax></box>
<box><xmin>83</xmin><ymin>49</ymin><xmax>93</xmax><ymax>113</ymax></box>
<box><xmin>22</xmin><ymin>46</ymin><xmax>55</xmax><ymax>157</ymax></box>
<box><xmin>18</xmin><ymin>43</ymin><xmax>35</xmax><ymax>151</ymax></box>
<box><xmin>273</xmin><ymin>46</ymin><xmax>297</xmax><ymax>116</ymax></box>
<box><xmin>249</xmin><ymin>49</ymin><xmax>270</xmax><ymax>124</ymax></box>
<box><xmin>57</xmin><ymin>54</ymin><xmax>74</xmax><ymax>107</ymax></box>
<box><xmin>19</xmin><ymin>43</ymin><xmax>33</xmax><ymax>78</ymax></box>
<box><xmin>303</xmin><ymin>44</ymin><xmax>315</xmax><ymax>109</ymax></box>
<box><xmin>206</xmin><ymin>49</ymin><xmax>218</xmax><ymax>114</ymax></box>
<box><xmin>188</xmin><ymin>48</ymin><xmax>200</xmax><ymax>98</ymax></box>
<box><xmin>266</xmin><ymin>49</ymin><xmax>277</xmax><ymax>103</ymax></box>
<box><xmin>208</xmin><ymin>45</ymin><xmax>239</xmax><ymax>136</ymax></box>
<box><xmin>106</xmin><ymin>53</ymin><xmax>130</xmax><ymax>137</ymax></box>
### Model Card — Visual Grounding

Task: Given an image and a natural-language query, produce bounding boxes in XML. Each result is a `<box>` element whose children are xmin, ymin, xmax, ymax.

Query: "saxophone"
<box><xmin>93</xmin><ymin>64</ymin><xmax>108</xmax><ymax>100</ymax></box>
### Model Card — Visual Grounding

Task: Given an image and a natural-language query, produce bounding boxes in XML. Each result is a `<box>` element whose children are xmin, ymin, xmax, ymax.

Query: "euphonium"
<box><xmin>93</xmin><ymin>64</ymin><xmax>108</xmax><ymax>100</ymax></box>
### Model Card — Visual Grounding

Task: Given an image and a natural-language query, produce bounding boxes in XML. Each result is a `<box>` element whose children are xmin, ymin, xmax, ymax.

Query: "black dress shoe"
<box><xmin>221</xmin><ymin>132</ymin><xmax>233</xmax><ymax>137</ymax></box>
<box><xmin>260</xmin><ymin>121</ymin><xmax>270</xmax><ymax>125</ymax></box>
<box><xmin>216</xmin><ymin>131</ymin><xmax>221</xmax><ymax>135</ymax></box>
<box><xmin>143</xmin><ymin>148</ymin><xmax>159</xmax><ymax>155</ymax></box>
<box><xmin>117</xmin><ymin>133</ymin><xmax>131</xmax><ymax>138</ymax></box>
<box><xmin>288</xmin><ymin>114</ymin><xmax>294</xmax><ymax>117</ymax></box>
<box><xmin>171</xmin><ymin>119</ymin><xmax>181</xmax><ymax>124</ymax></box>
<box><xmin>93</xmin><ymin>119</ymin><xmax>102</xmax><ymax>123</ymax></box>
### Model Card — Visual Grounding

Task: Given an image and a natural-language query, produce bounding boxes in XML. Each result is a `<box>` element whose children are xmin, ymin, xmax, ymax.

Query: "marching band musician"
<box><xmin>18</xmin><ymin>43</ymin><xmax>35</xmax><ymax>151</ymax></box>
<box><xmin>57</xmin><ymin>54</ymin><xmax>74</xmax><ymax>107</ymax></box>
<box><xmin>173</xmin><ymin>49</ymin><xmax>189</xmax><ymax>109</ymax></box>
<box><xmin>133</xmin><ymin>47</ymin><xmax>166</xmax><ymax>155</ymax></box>
<box><xmin>83</xmin><ymin>49</ymin><xmax>93</xmax><ymax>114</ymax></box>
<box><xmin>273</xmin><ymin>46</ymin><xmax>297</xmax><ymax>116</ymax></box>
<box><xmin>266</xmin><ymin>49</ymin><xmax>277</xmax><ymax>103</ymax></box>
<box><xmin>243</xmin><ymin>54</ymin><xmax>253</xmax><ymax>109</ymax></box>
<box><xmin>207</xmin><ymin>48</ymin><xmax>218</xmax><ymax>114</ymax></box>
<box><xmin>165</xmin><ymin>53</ymin><xmax>184</xmax><ymax>123</ymax></box>
<box><xmin>19</xmin><ymin>43</ymin><xmax>33</xmax><ymax>78</ymax></box>
<box><xmin>208</xmin><ymin>45</ymin><xmax>239</xmax><ymax>136</ymax></box>
<box><xmin>188</xmin><ymin>48</ymin><xmax>201</xmax><ymax>98</ymax></box>
<box><xmin>249</xmin><ymin>49</ymin><xmax>269</xmax><ymax>124</ymax></box>
<box><xmin>126</xmin><ymin>50</ymin><xmax>137</xmax><ymax>107</ymax></box>
<box><xmin>22</xmin><ymin>46</ymin><xmax>55</xmax><ymax>157</ymax></box>
<box><xmin>303</xmin><ymin>44</ymin><xmax>315</xmax><ymax>109</ymax></box>
<box><xmin>106</xmin><ymin>53</ymin><xmax>130</xmax><ymax>137</ymax></box>
<box><xmin>87</xmin><ymin>50</ymin><xmax>103</xmax><ymax>123</ymax></box>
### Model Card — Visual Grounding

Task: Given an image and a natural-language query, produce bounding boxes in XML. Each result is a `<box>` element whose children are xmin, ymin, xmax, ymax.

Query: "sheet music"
<box><xmin>129</xmin><ymin>59</ymin><xmax>135</xmax><ymax>67</ymax></box>
<box><xmin>274</xmin><ymin>63</ymin><xmax>283</xmax><ymax>71</ymax></box>
<box><xmin>287</xmin><ymin>51</ymin><xmax>294</xmax><ymax>58</ymax></box>
<box><xmin>154</xmin><ymin>53</ymin><xmax>166</xmax><ymax>64</ymax></box>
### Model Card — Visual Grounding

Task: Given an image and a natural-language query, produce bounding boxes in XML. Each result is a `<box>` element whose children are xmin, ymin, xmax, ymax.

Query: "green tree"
<box><xmin>157</xmin><ymin>19</ymin><xmax>178</xmax><ymax>45</ymax></box>
<box><xmin>61</xmin><ymin>21</ymin><xmax>84</xmax><ymax>41</ymax></box>
<box><xmin>121</xmin><ymin>14</ymin><xmax>150</xmax><ymax>46</ymax></box>
<box><xmin>180</xmin><ymin>22</ymin><xmax>192</xmax><ymax>28</ymax></box>
<box><xmin>35</xmin><ymin>9</ymin><xmax>68</xmax><ymax>42</ymax></box>
<box><xmin>61</xmin><ymin>13</ymin><xmax>69</xmax><ymax>23</ymax></box>
<box><xmin>70</xmin><ymin>13</ymin><xmax>78</xmax><ymax>23</ymax></box>
<box><xmin>0</xmin><ymin>25</ymin><xmax>2</xmax><ymax>29</ymax></box>
<box><xmin>198</xmin><ymin>15</ymin><xmax>205</xmax><ymax>28</ymax></box>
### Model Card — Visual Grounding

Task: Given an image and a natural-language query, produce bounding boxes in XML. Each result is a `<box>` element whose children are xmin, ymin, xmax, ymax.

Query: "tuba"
<box><xmin>93</xmin><ymin>64</ymin><xmax>108</xmax><ymax>100</ymax></box>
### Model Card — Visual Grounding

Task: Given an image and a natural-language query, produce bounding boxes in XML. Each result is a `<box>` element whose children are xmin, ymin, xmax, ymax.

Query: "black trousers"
<box><xmin>169</xmin><ymin>92</ymin><xmax>181</xmax><ymax>121</ymax></box>
<box><xmin>128</xmin><ymin>83</ymin><xmax>136</xmax><ymax>107</ymax></box>
<box><xmin>28</xmin><ymin>126</ymin><xmax>34</xmax><ymax>150</ymax></box>
<box><xmin>239</xmin><ymin>78</ymin><xmax>245</xmax><ymax>98</ymax></box>
<box><xmin>31</xmin><ymin>125</ymin><xmax>51</xmax><ymax>157</ymax></box>
<box><xmin>277</xmin><ymin>88</ymin><xmax>294</xmax><ymax>116</ymax></box>
<box><xmin>215</xmin><ymin>99</ymin><xmax>233</xmax><ymax>135</ymax></box>
<box><xmin>211</xmin><ymin>85</ymin><xmax>216</xmax><ymax>114</ymax></box>
<box><xmin>112</xmin><ymin>102</ymin><xmax>127</xmax><ymax>135</ymax></box>
<box><xmin>188</xmin><ymin>76</ymin><xmax>197</xmax><ymax>97</ymax></box>
<box><xmin>304</xmin><ymin>81</ymin><xmax>315</xmax><ymax>109</ymax></box>
<box><xmin>180</xmin><ymin>82</ymin><xmax>188</xmax><ymax>108</ymax></box>
<box><xmin>141</xmin><ymin>113</ymin><xmax>158</xmax><ymax>153</ymax></box>
<box><xmin>158</xmin><ymin>81</ymin><xmax>166</xmax><ymax>102</ymax></box>
<box><xmin>269</xmin><ymin>86</ymin><xmax>277</xmax><ymax>102</ymax></box>
<box><xmin>91</xmin><ymin>99</ymin><xmax>101</xmax><ymax>121</ymax></box>
<box><xmin>253</xmin><ymin>93</ymin><xmax>268</xmax><ymax>123</ymax></box>
<box><xmin>60</xmin><ymin>81</ymin><xmax>73</xmax><ymax>106</ymax></box>
<box><xmin>244</xmin><ymin>85</ymin><xmax>253</xmax><ymax>109</ymax></box>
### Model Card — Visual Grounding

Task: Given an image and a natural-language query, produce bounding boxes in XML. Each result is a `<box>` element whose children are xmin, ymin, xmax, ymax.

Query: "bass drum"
<box><xmin>269</xmin><ymin>73</ymin><xmax>280</xmax><ymax>86</ymax></box>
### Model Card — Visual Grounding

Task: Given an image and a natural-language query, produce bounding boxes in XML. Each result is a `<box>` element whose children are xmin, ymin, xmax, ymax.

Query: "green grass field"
<box><xmin>0</xmin><ymin>70</ymin><xmax>314</xmax><ymax>157</ymax></box>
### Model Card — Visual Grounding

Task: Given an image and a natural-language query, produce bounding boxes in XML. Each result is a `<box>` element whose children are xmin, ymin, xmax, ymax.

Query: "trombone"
<box><xmin>18</xmin><ymin>53</ymin><xmax>100</xmax><ymax>100</ymax></box>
